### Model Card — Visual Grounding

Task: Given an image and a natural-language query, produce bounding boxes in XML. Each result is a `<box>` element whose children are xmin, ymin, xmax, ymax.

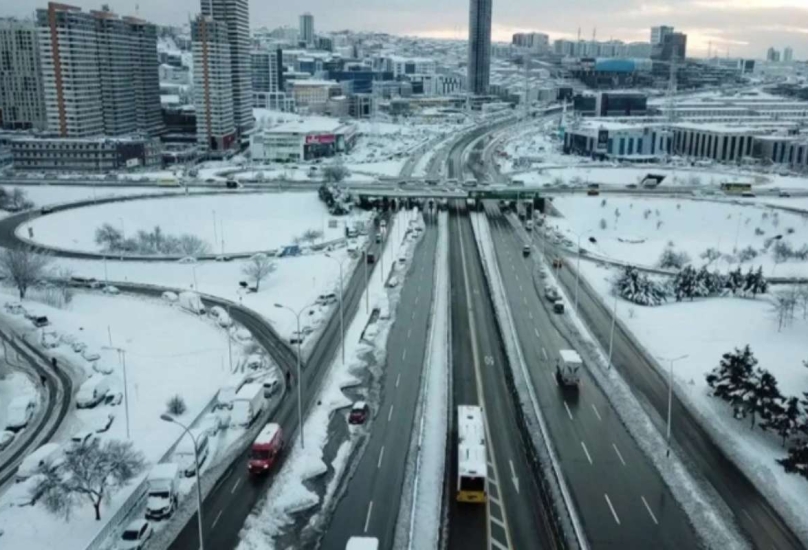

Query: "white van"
<box><xmin>5</xmin><ymin>395</ymin><xmax>36</xmax><ymax>431</ymax></box>
<box><xmin>174</xmin><ymin>430</ymin><xmax>209</xmax><ymax>477</ymax></box>
<box><xmin>76</xmin><ymin>376</ymin><xmax>111</xmax><ymax>409</ymax></box>
<box><xmin>16</xmin><ymin>443</ymin><xmax>62</xmax><ymax>482</ymax></box>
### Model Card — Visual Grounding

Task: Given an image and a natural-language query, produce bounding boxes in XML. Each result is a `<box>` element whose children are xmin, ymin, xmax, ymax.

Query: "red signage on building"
<box><xmin>305</xmin><ymin>133</ymin><xmax>336</xmax><ymax>145</ymax></box>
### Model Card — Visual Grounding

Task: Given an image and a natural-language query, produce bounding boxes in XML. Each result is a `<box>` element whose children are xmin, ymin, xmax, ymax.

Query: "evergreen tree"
<box><xmin>706</xmin><ymin>346</ymin><xmax>758</xmax><ymax>411</ymax></box>
<box><xmin>778</xmin><ymin>440</ymin><xmax>808</xmax><ymax>480</ymax></box>
<box><xmin>672</xmin><ymin>265</ymin><xmax>698</xmax><ymax>301</ymax></box>
<box><xmin>725</xmin><ymin>267</ymin><xmax>744</xmax><ymax>295</ymax></box>
<box><xmin>762</xmin><ymin>396</ymin><xmax>803</xmax><ymax>446</ymax></box>
<box><xmin>741</xmin><ymin>368</ymin><xmax>782</xmax><ymax>429</ymax></box>
<box><xmin>753</xmin><ymin>266</ymin><xmax>769</xmax><ymax>296</ymax></box>
<box><xmin>614</xmin><ymin>267</ymin><xmax>668</xmax><ymax>306</ymax></box>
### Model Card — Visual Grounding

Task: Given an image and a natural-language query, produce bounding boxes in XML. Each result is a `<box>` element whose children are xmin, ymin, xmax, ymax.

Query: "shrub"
<box><xmin>166</xmin><ymin>394</ymin><xmax>187</xmax><ymax>416</ymax></box>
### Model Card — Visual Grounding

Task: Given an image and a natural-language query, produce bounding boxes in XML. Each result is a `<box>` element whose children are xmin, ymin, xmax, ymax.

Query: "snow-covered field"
<box><xmin>520</xmin><ymin>165</ymin><xmax>761</xmax><ymax>188</ymax></box>
<box><xmin>343</xmin><ymin>159</ymin><xmax>406</xmax><ymax>178</ymax></box>
<box><xmin>0</xmin><ymin>290</ymin><xmax>241</xmax><ymax>549</ymax></box>
<box><xmin>579</xmin><ymin>261</ymin><xmax>808</xmax><ymax>543</ymax></box>
<box><xmin>551</xmin><ymin>195</ymin><xmax>808</xmax><ymax>278</ymax></box>
<box><xmin>22</xmin><ymin>192</ymin><xmax>368</xmax><ymax>256</ymax></box>
<box><xmin>7</xmin><ymin>185</ymin><xmax>183</xmax><ymax>209</ymax></box>
<box><xmin>237</xmin><ymin>210</ymin><xmax>420</xmax><ymax>549</ymax></box>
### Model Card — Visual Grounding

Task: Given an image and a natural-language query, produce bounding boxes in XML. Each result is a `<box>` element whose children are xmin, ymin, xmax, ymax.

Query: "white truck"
<box><xmin>231</xmin><ymin>383</ymin><xmax>264</xmax><ymax>427</ymax></box>
<box><xmin>556</xmin><ymin>349</ymin><xmax>582</xmax><ymax>388</ymax></box>
<box><xmin>145</xmin><ymin>463</ymin><xmax>180</xmax><ymax>520</ymax></box>
<box><xmin>178</xmin><ymin>291</ymin><xmax>206</xmax><ymax>315</ymax></box>
<box><xmin>346</xmin><ymin>537</ymin><xmax>379</xmax><ymax>550</ymax></box>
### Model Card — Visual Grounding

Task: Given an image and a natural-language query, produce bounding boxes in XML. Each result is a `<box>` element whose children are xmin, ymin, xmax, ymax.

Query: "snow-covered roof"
<box><xmin>264</xmin><ymin>117</ymin><xmax>354</xmax><ymax>135</ymax></box>
<box><xmin>287</xmin><ymin>79</ymin><xmax>340</xmax><ymax>87</ymax></box>
<box><xmin>254</xmin><ymin>423</ymin><xmax>281</xmax><ymax>445</ymax></box>
<box><xmin>559</xmin><ymin>349</ymin><xmax>583</xmax><ymax>365</ymax></box>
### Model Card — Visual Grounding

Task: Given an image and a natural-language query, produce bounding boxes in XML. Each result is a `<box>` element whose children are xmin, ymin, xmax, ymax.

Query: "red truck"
<box><xmin>248</xmin><ymin>423</ymin><xmax>283</xmax><ymax>475</ymax></box>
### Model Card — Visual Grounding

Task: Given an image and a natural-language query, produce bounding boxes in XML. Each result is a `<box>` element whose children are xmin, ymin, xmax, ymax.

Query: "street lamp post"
<box><xmin>569</xmin><ymin>231</ymin><xmax>597</xmax><ymax>313</ymax></box>
<box><xmin>324</xmin><ymin>254</ymin><xmax>346</xmax><ymax>365</ymax></box>
<box><xmin>274</xmin><ymin>302</ymin><xmax>316</xmax><ymax>449</ymax></box>
<box><xmin>657</xmin><ymin>354</ymin><xmax>689</xmax><ymax>457</ymax></box>
<box><xmin>102</xmin><ymin>345</ymin><xmax>129</xmax><ymax>439</ymax></box>
<box><xmin>160</xmin><ymin>415</ymin><xmax>204</xmax><ymax>550</ymax></box>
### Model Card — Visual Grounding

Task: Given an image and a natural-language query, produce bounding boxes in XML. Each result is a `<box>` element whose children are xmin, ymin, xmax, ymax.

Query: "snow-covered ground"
<box><xmin>550</xmin><ymin>195</ymin><xmax>808</xmax><ymax>278</ymax></box>
<box><xmin>0</xmin><ymin>289</ymin><xmax>244</xmax><ymax>549</ymax></box>
<box><xmin>22</xmin><ymin>192</ymin><xmax>368</xmax><ymax>256</ymax></box>
<box><xmin>237</xmin><ymin>210</ymin><xmax>421</xmax><ymax>550</ymax></box>
<box><xmin>579</xmin><ymin>261</ymin><xmax>808</xmax><ymax>544</ymax></box>
<box><xmin>520</xmin><ymin>165</ymin><xmax>760</xmax><ymax>188</ymax></box>
<box><xmin>5</xmin><ymin>185</ymin><xmax>184</xmax><ymax>209</ymax></box>
<box><xmin>343</xmin><ymin>160</ymin><xmax>406</xmax><ymax>178</ymax></box>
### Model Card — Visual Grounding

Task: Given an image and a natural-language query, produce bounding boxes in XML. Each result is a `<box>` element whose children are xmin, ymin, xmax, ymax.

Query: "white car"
<box><xmin>178</xmin><ymin>256</ymin><xmax>197</xmax><ymax>264</ymax></box>
<box><xmin>102</xmin><ymin>285</ymin><xmax>120</xmax><ymax>295</ymax></box>
<box><xmin>386</xmin><ymin>276</ymin><xmax>399</xmax><ymax>288</ymax></box>
<box><xmin>162</xmin><ymin>291</ymin><xmax>178</xmax><ymax>302</ymax></box>
<box><xmin>118</xmin><ymin>519</ymin><xmax>153</xmax><ymax>550</ymax></box>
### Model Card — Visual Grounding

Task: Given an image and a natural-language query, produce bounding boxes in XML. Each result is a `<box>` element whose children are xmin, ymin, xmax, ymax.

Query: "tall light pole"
<box><xmin>607</xmin><ymin>290</ymin><xmax>617</xmax><ymax>370</ymax></box>
<box><xmin>657</xmin><ymin>354</ymin><xmax>689</xmax><ymax>457</ymax></box>
<box><xmin>274</xmin><ymin>302</ymin><xmax>316</xmax><ymax>449</ymax></box>
<box><xmin>363</xmin><ymin>250</ymin><xmax>369</xmax><ymax>313</ymax></box>
<box><xmin>324</xmin><ymin>254</ymin><xmax>346</xmax><ymax>365</ymax></box>
<box><xmin>568</xmin><ymin>230</ymin><xmax>597</xmax><ymax>313</ymax></box>
<box><xmin>102</xmin><ymin>345</ymin><xmax>129</xmax><ymax>439</ymax></box>
<box><xmin>160</xmin><ymin>415</ymin><xmax>204</xmax><ymax>549</ymax></box>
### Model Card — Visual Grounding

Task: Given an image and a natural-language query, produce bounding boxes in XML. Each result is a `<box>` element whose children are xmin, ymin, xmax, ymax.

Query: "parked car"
<box><xmin>778</xmin><ymin>190</ymin><xmax>791</xmax><ymax>198</ymax></box>
<box><xmin>102</xmin><ymin>285</ymin><xmax>119</xmax><ymax>295</ymax></box>
<box><xmin>175</xmin><ymin>430</ymin><xmax>209</xmax><ymax>477</ymax></box>
<box><xmin>145</xmin><ymin>463</ymin><xmax>180</xmax><ymax>521</ymax></box>
<box><xmin>553</xmin><ymin>299</ymin><xmax>566</xmax><ymax>314</ymax></box>
<box><xmin>177</xmin><ymin>256</ymin><xmax>197</xmax><ymax>264</ymax></box>
<box><xmin>16</xmin><ymin>443</ymin><xmax>62</xmax><ymax>482</ymax></box>
<box><xmin>522</xmin><ymin>245</ymin><xmax>531</xmax><ymax>257</ymax></box>
<box><xmin>348</xmin><ymin>401</ymin><xmax>369</xmax><ymax>425</ymax></box>
<box><xmin>386</xmin><ymin>276</ymin><xmax>399</xmax><ymax>288</ymax></box>
<box><xmin>552</xmin><ymin>258</ymin><xmax>563</xmax><ymax>269</ymax></box>
<box><xmin>5</xmin><ymin>395</ymin><xmax>36</xmax><ymax>432</ymax></box>
<box><xmin>75</xmin><ymin>376</ymin><xmax>111</xmax><ymax>409</ymax></box>
<box><xmin>32</xmin><ymin>316</ymin><xmax>49</xmax><ymax>328</ymax></box>
<box><xmin>118</xmin><ymin>519</ymin><xmax>153</xmax><ymax>550</ymax></box>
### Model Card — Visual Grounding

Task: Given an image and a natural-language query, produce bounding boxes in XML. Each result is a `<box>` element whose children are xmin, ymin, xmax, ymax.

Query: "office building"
<box><xmin>251</xmin><ymin>48</ymin><xmax>283</xmax><ymax>93</ymax></box>
<box><xmin>36</xmin><ymin>3</ymin><xmax>162</xmax><ymax>138</ymax></box>
<box><xmin>468</xmin><ymin>0</ymin><xmax>491</xmax><ymax>95</ymax></box>
<box><xmin>10</xmin><ymin>135</ymin><xmax>161</xmax><ymax>171</ymax></box>
<box><xmin>287</xmin><ymin>79</ymin><xmax>341</xmax><ymax>111</ymax></box>
<box><xmin>299</xmin><ymin>13</ymin><xmax>314</xmax><ymax>46</ymax></box>
<box><xmin>652</xmin><ymin>32</ymin><xmax>687</xmax><ymax>61</ymax></box>
<box><xmin>0</xmin><ymin>18</ymin><xmax>46</xmax><ymax>130</ymax></box>
<box><xmin>250</xmin><ymin>117</ymin><xmax>356</xmax><ymax>162</ymax></box>
<box><xmin>767</xmin><ymin>47</ymin><xmax>781</xmax><ymax>62</ymax></box>
<box><xmin>192</xmin><ymin>15</ymin><xmax>236</xmax><ymax>155</ymax></box>
<box><xmin>512</xmin><ymin>32</ymin><xmax>549</xmax><ymax>52</ymax></box>
<box><xmin>784</xmin><ymin>47</ymin><xmax>793</xmax><ymax>63</ymax></box>
<box><xmin>651</xmin><ymin>26</ymin><xmax>673</xmax><ymax>45</ymax></box>
<box><xmin>201</xmin><ymin>0</ymin><xmax>253</xmax><ymax>138</ymax></box>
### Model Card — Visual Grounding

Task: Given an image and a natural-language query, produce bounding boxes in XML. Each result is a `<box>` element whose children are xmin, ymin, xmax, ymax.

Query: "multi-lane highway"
<box><xmin>321</xmin><ymin>211</ymin><xmax>439</xmax><ymax>549</ymax></box>
<box><xmin>482</xmin><ymin>202</ymin><xmax>700</xmax><ymax>548</ymax></box>
<box><xmin>448</xmin><ymin>203</ymin><xmax>557</xmax><ymax>550</ymax></box>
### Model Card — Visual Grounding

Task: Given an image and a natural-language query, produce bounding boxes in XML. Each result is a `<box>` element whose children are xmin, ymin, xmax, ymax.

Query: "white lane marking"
<box><xmin>395</xmin><ymin>373</ymin><xmax>401</xmax><ymax>388</ymax></box>
<box><xmin>522</xmin><ymin>296</ymin><xmax>527</xmax><ymax>305</ymax></box>
<box><xmin>528</xmin><ymin>311</ymin><xmax>533</xmax><ymax>320</ymax></box>
<box><xmin>515</xmin><ymin>273</ymin><xmax>520</xmax><ymax>282</ymax></box>
<box><xmin>604</xmin><ymin>493</ymin><xmax>621</xmax><ymax>525</ymax></box>
<box><xmin>212</xmin><ymin>509</ymin><xmax>223</xmax><ymax>528</ymax></box>
<box><xmin>402</xmin><ymin>349</ymin><xmax>408</xmax><ymax>361</ymax></box>
<box><xmin>231</xmin><ymin>478</ymin><xmax>241</xmax><ymax>494</ymax></box>
<box><xmin>541</xmin><ymin>347</ymin><xmax>548</xmax><ymax>361</ymax></box>
<box><xmin>563</xmin><ymin>401</ymin><xmax>573</xmax><ymax>420</ymax></box>
<box><xmin>411</xmin><ymin>311</ymin><xmax>416</xmax><ymax>320</ymax></box>
<box><xmin>364</xmin><ymin>501</ymin><xmax>374</xmax><ymax>532</ymax></box>
<box><xmin>591</xmin><ymin>404</ymin><xmax>602</xmax><ymax>421</ymax></box>
<box><xmin>509</xmin><ymin>460</ymin><xmax>520</xmax><ymax>494</ymax></box>
<box><xmin>491</xmin><ymin>538</ymin><xmax>509</xmax><ymax>550</ymax></box>
<box><xmin>415</xmin><ymin>296</ymin><xmax>419</xmax><ymax>305</ymax></box>
<box><xmin>581</xmin><ymin>441</ymin><xmax>593</xmax><ymax>465</ymax></box>
<box><xmin>407</xmin><ymin>328</ymin><xmax>412</xmax><ymax>339</ymax></box>
<box><xmin>519</xmin><ymin>284</ymin><xmax>523</xmax><ymax>292</ymax></box>
<box><xmin>488</xmin><ymin>494</ymin><xmax>502</xmax><ymax>506</ymax></box>
<box><xmin>641</xmin><ymin>496</ymin><xmax>659</xmax><ymax>525</ymax></box>
<box><xmin>388</xmin><ymin>404</ymin><xmax>394</xmax><ymax>422</ymax></box>
<box><xmin>377</xmin><ymin>446</ymin><xmax>385</xmax><ymax>469</ymax></box>
<box><xmin>743</xmin><ymin>509</ymin><xmax>753</xmax><ymax>522</ymax></box>
<box><xmin>490</xmin><ymin>515</ymin><xmax>506</xmax><ymax>529</ymax></box>
<box><xmin>612</xmin><ymin>443</ymin><xmax>626</xmax><ymax>467</ymax></box>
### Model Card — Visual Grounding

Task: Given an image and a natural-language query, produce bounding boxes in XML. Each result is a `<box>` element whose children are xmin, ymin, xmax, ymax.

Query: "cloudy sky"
<box><xmin>5</xmin><ymin>0</ymin><xmax>806</xmax><ymax>59</ymax></box>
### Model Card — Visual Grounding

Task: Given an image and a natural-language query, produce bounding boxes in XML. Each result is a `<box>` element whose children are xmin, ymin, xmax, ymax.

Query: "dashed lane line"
<box><xmin>581</xmin><ymin>441</ymin><xmax>593</xmax><ymax>465</ymax></box>
<box><xmin>641</xmin><ymin>496</ymin><xmax>659</xmax><ymax>525</ymax></box>
<box><xmin>364</xmin><ymin>501</ymin><xmax>374</xmax><ymax>533</ymax></box>
<box><xmin>563</xmin><ymin>401</ymin><xmax>574</xmax><ymax>420</ymax></box>
<box><xmin>604</xmin><ymin>493</ymin><xmax>621</xmax><ymax>525</ymax></box>
<box><xmin>395</xmin><ymin>373</ymin><xmax>401</xmax><ymax>388</ymax></box>
<box><xmin>231</xmin><ymin>478</ymin><xmax>241</xmax><ymax>494</ymax></box>
<box><xmin>212</xmin><ymin>510</ymin><xmax>223</xmax><ymax>528</ymax></box>
<box><xmin>377</xmin><ymin>446</ymin><xmax>385</xmax><ymax>469</ymax></box>
<box><xmin>591</xmin><ymin>404</ymin><xmax>602</xmax><ymax>421</ymax></box>
<box><xmin>388</xmin><ymin>404</ymin><xmax>394</xmax><ymax>422</ymax></box>
<box><xmin>612</xmin><ymin>443</ymin><xmax>626</xmax><ymax>467</ymax></box>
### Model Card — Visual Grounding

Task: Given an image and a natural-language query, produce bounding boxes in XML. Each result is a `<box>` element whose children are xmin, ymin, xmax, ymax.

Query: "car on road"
<box><xmin>0</xmin><ymin>430</ymin><xmax>15</xmax><ymax>451</ymax></box>
<box><xmin>32</xmin><ymin>315</ymin><xmax>49</xmax><ymax>328</ymax></box>
<box><xmin>626</xmin><ymin>183</ymin><xmax>638</xmax><ymax>189</ymax></box>
<box><xmin>741</xmin><ymin>191</ymin><xmax>756</xmax><ymax>198</ymax></box>
<box><xmin>348</xmin><ymin>402</ymin><xmax>369</xmax><ymax>425</ymax></box>
<box><xmin>522</xmin><ymin>245</ymin><xmax>531</xmax><ymax>257</ymax></box>
<box><xmin>553</xmin><ymin>300</ymin><xmax>565</xmax><ymax>314</ymax></box>
<box><xmin>426</xmin><ymin>179</ymin><xmax>439</xmax><ymax>186</ymax></box>
<box><xmin>118</xmin><ymin>519</ymin><xmax>153</xmax><ymax>550</ymax></box>
<box><xmin>778</xmin><ymin>190</ymin><xmax>791</xmax><ymax>197</ymax></box>
<box><xmin>102</xmin><ymin>285</ymin><xmax>120</xmax><ymax>295</ymax></box>
<box><xmin>552</xmin><ymin>258</ymin><xmax>563</xmax><ymax>269</ymax></box>
<box><xmin>544</xmin><ymin>285</ymin><xmax>560</xmax><ymax>302</ymax></box>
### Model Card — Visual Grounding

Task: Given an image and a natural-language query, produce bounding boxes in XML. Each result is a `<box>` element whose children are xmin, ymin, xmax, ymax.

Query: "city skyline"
<box><xmin>0</xmin><ymin>0</ymin><xmax>805</xmax><ymax>59</ymax></box>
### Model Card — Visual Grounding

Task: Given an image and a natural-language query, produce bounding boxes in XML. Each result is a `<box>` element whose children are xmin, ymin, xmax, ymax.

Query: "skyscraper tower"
<box><xmin>201</xmin><ymin>0</ymin><xmax>252</xmax><ymax>139</ymax></box>
<box><xmin>299</xmin><ymin>13</ymin><xmax>314</xmax><ymax>47</ymax></box>
<box><xmin>467</xmin><ymin>0</ymin><xmax>491</xmax><ymax>95</ymax></box>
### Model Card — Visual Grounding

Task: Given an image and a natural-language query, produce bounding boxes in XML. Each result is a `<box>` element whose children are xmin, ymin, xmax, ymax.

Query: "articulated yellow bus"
<box><xmin>457</xmin><ymin>405</ymin><xmax>487</xmax><ymax>503</ymax></box>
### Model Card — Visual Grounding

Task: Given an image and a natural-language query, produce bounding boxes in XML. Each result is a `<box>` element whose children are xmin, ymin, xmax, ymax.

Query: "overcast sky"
<box><xmin>4</xmin><ymin>0</ymin><xmax>806</xmax><ymax>59</ymax></box>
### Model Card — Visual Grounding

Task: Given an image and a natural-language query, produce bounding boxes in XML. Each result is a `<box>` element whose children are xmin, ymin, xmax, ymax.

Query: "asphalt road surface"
<box><xmin>529</xmin><ymin>220</ymin><xmax>804</xmax><ymax>550</ymax></box>
<box><xmin>483</xmin><ymin>203</ymin><xmax>700</xmax><ymax>549</ymax></box>
<box><xmin>447</xmin><ymin>203</ymin><xmax>556</xmax><ymax>550</ymax></box>
<box><xmin>321</xmin><ymin>211</ymin><xmax>439</xmax><ymax>549</ymax></box>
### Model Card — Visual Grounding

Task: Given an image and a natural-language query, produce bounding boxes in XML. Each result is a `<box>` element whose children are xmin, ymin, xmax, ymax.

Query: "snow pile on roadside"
<box><xmin>579</xmin><ymin>261</ymin><xmax>808</xmax><ymax>545</ymax></box>
<box><xmin>236</xmin><ymin>210</ymin><xmax>418</xmax><ymax>550</ymax></box>
<box><xmin>401</xmin><ymin>212</ymin><xmax>449</xmax><ymax>550</ymax></box>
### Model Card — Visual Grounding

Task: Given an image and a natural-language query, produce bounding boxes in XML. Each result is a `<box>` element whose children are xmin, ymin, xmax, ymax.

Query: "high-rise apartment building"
<box><xmin>201</xmin><ymin>0</ymin><xmax>252</xmax><ymax>138</ymax></box>
<box><xmin>652</xmin><ymin>32</ymin><xmax>687</xmax><ymax>61</ymax></box>
<box><xmin>192</xmin><ymin>15</ymin><xmax>236</xmax><ymax>155</ymax></box>
<box><xmin>783</xmin><ymin>46</ymin><xmax>793</xmax><ymax>63</ymax></box>
<box><xmin>0</xmin><ymin>18</ymin><xmax>46</xmax><ymax>130</ymax></box>
<box><xmin>512</xmin><ymin>32</ymin><xmax>549</xmax><ymax>52</ymax></box>
<box><xmin>35</xmin><ymin>3</ymin><xmax>161</xmax><ymax>138</ymax></box>
<box><xmin>651</xmin><ymin>25</ymin><xmax>673</xmax><ymax>45</ymax></box>
<box><xmin>767</xmin><ymin>47</ymin><xmax>781</xmax><ymax>62</ymax></box>
<box><xmin>251</xmin><ymin>48</ymin><xmax>283</xmax><ymax>93</ymax></box>
<box><xmin>299</xmin><ymin>13</ymin><xmax>314</xmax><ymax>46</ymax></box>
<box><xmin>468</xmin><ymin>0</ymin><xmax>492</xmax><ymax>95</ymax></box>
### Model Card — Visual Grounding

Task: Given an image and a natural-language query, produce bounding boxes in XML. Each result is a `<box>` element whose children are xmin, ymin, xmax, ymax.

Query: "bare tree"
<box><xmin>301</xmin><ymin>229</ymin><xmax>324</xmax><ymax>244</ymax></box>
<box><xmin>33</xmin><ymin>438</ymin><xmax>145</xmax><ymax>521</ymax></box>
<box><xmin>322</xmin><ymin>163</ymin><xmax>350</xmax><ymax>183</ymax></box>
<box><xmin>94</xmin><ymin>223</ymin><xmax>123</xmax><ymax>251</ymax></box>
<box><xmin>0</xmin><ymin>247</ymin><xmax>52</xmax><ymax>299</ymax></box>
<box><xmin>797</xmin><ymin>284</ymin><xmax>808</xmax><ymax>319</ymax></box>
<box><xmin>242</xmin><ymin>253</ymin><xmax>276</xmax><ymax>291</ymax></box>
<box><xmin>771</xmin><ymin>288</ymin><xmax>798</xmax><ymax>331</ymax></box>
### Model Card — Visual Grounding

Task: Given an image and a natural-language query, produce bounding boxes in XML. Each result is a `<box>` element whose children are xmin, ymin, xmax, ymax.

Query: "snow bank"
<box><xmin>399</xmin><ymin>212</ymin><xmax>448</xmax><ymax>550</ymax></box>
<box><xmin>236</xmin><ymin>210</ymin><xmax>421</xmax><ymax>550</ymax></box>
